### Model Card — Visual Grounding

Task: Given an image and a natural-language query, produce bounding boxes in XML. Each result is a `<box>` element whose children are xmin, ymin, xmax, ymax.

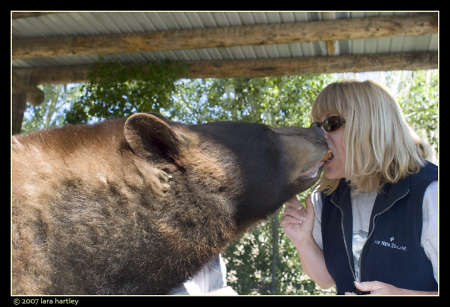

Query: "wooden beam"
<box><xmin>185</xmin><ymin>52</ymin><xmax>438</xmax><ymax>78</ymax></box>
<box><xmin>12</xmin><ymin>52</ymin><xmax>437</xmax><ymax>84</ymax></box>
<box><xmin>12</xmin><ymin>13</ymin><xmax>437</xmax><ymax>60</ymax></box>
<box><xmin>13</xmin><ymin>65</ymin><xmax>91</xmax><ymax>86</ymax></box>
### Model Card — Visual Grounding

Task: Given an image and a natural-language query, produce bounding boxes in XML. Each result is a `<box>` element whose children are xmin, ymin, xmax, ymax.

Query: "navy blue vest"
<box><xmin>321</xmin><ymin>162</ymin><xmax>438</xmax><ymax>295</ymax></box>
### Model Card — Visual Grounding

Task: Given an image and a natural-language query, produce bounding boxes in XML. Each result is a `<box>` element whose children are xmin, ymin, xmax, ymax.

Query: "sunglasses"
<box><xmin>310</xmin><ymin>116</ymin><xmax>346</xmax><ymax>132</ymax></box>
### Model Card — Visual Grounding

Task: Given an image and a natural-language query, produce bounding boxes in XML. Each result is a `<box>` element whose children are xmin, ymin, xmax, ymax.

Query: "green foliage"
<box><xmin>169</xmin><ymin>75</ymin><xmax>332</xmax><ymax>128</ymax></box>
<box><xmin>386</xmin><ymin>70</ymin><xmax>439</xmax><ymax>160</ymax></box>
<box><xmin>21</xmin><ymin>84</ymin><xmax>82</xmax><ymax>134</ymax></box>
<box><xmin>65</xmin><ymin>58</ymin><xmax>190</xmax><ymax>124</ymax></box>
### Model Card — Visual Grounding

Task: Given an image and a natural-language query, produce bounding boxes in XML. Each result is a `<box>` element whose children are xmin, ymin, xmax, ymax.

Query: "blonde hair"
<box><xmin>310</xmin><ymin>79</ymin><xmax>430</xmax><ymax>194</ymax></box>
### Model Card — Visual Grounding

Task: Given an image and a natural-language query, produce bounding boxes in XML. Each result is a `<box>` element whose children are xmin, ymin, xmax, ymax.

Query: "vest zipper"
<box><xmin>330</xmin><ymin>199</ymin><xmax>356</xmax><ymax>280</ymax></box>
<box><xmin>358</xmin><ymin>189</ymin><xmax>410</xmax><ymax>282</ymax></box>
<box><xmin>331</xmin><ymin>188</ymin><xmax>410</xmax><ymax>284</ymax></box>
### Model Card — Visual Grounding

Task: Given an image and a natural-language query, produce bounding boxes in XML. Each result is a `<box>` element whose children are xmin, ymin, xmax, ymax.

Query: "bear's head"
<box><xmin>124</xmin><ymin>112</ymin><xmax>328</xmax><ymax>235</ymax></box>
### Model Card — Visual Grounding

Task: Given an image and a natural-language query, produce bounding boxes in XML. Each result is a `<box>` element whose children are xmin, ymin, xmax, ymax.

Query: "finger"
<box><xmin>285</xmin><ymin>196</ymin><xmax>302</xmax><ymax>210</ymax></box>
<box><xmin>354</xmin><ymin>281</ymin><xmax>380</xmax><ymax>293</ymax></box>
<box><xmin>305</xmin><ymin>194</ymin><xmax>313</xmax><ymax>212</ymax></box>
<box><xmin>303</xmin><ymin>194</ymin><xmax>315</xmax><ymax>222</ymax></box>
<box><xmin>282</xmin><ymin>207</ymin><xmax>307</xmax><ymax>223</ymax></box>
<box><xmin>280</xmin><ymin>215</ymin><xmax>303</xmax><ymax>225</ymax></box>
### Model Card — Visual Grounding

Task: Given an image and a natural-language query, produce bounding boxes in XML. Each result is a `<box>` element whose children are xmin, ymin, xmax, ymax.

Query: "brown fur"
<box><xmin>12</xmin><ymin>113</ymin><xmax>327</xmax><ymax>294</ymax></box>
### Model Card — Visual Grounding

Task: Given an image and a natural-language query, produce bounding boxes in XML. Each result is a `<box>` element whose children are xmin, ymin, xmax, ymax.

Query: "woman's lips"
<box><xmin>321</xmin><ymin>150</ymin><xmax>333</xmax><ymax>162</ymax></box>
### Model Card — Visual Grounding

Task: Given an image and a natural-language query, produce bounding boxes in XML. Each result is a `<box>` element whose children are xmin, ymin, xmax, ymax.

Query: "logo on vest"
<box><xmin>374</xmin><ymin>236</ymin><xmax>407</xmax><ymax>251</ymax></box>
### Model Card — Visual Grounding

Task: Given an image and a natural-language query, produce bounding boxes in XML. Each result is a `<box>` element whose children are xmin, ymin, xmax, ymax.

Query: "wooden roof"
<box><xmin>12</xmin><ymin>11</ymin><xmax>438</xmax><ymax>85</ymax></box>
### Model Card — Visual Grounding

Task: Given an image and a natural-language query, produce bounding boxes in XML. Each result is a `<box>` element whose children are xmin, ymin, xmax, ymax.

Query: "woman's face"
<box><xmin>319</xmin><ymin>114</ymin><xmax>346</xmax><ymax>180</ymax></box>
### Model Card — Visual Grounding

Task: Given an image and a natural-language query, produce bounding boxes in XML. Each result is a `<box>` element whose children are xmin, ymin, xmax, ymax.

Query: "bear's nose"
<box><xmin>311</xmin><ymin>126</ymin><xmax>325</xmax><ymax>141</ymax></box>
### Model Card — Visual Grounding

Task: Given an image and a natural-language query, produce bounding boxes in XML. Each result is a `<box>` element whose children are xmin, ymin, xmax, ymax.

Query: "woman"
<box><xmin>281</xmin><ymin>80</ymin><xmax>438</xmax><ymax>295</ymax></box>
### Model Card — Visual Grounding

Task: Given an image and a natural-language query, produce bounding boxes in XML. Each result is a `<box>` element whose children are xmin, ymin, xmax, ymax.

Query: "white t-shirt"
<box><xmin>311</xmin><ymin>181</ymin><xmax>438</xmax><ymax>284</ymax></box>
<box><xmin>168</xmin><ymin>254</ymin><xmax>228</xmax><ymax>295</ymax></box>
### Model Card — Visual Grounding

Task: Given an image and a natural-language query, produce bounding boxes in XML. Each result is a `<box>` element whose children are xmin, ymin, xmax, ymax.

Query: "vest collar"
<box><xmin>330</xmin><ymin>176</ymin><xmax>411</xmax><ymax>216</ymax></box>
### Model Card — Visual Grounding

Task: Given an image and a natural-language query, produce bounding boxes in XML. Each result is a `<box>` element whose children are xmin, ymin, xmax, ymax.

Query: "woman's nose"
<box><xmin>322</xmin><ymin>127</ymin><xmax>330</xmax><ymax>140</ymax></box>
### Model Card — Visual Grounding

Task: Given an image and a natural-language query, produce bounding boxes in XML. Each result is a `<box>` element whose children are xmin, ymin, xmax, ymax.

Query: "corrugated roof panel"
<box><xmin>279</xmin><ymin>11</ymin><xmax>296</xmax><ymax>23</ymax></box>
<box><xmin>418</xmin><ymin>35</ymin><xmax>436</xmax><ymax>52</ymax></box>
<box><xmin>29</xmin><ymin>14</ymin><xmax>64</xmax><ymax>36</ymax></box>
<box><xmin>166</xmin><ymin>12</ymin><xmax>190</xmax><ymax>29</ymax></box>
<box><xmin>142</xmin><ymin>12</ymin><xmax>170</xmax><ymax>31</ymax></box>
<box><xmin>221</xmin><ymin>12</ymin><xmax>243</xmax><ymax>26</ymax></box>
<box><xmin>204</xmin><ymin>48</ymin><xmax>222</xmax><ymax>61</ymax></box>
<box><xmin>78</xmin><ymin>12</ymin><xmax>111</xmax><ymax>35</ymax></box>
<box><xmin>49</xmin><ymin>13</ymin><xmax>84</xmax><ymax>36</ymax></box>
<box><xmin>336</xmin><ymin>12</ymin><xmax>350</xmax><ymax>19</ymax></box>
<box><xmin>265</xmin><ymin>12</ymin><xmax>283</xmax><ymax>24</ymax></box>
<box><xmin>12</xmin><ymin>12</ymin><xmax>437</xmax><ymax>70</ymax></box>
<box><xmin>250</xmin><ymin>45</ymin><xmax>268</xmax><ymax>59</ymax></box>
<box><xmin>104</xmin><ymin>13</ymin><xmax>135</xmax><ymax>33</ymax></box>
<box><xmin>338</xmin><ymin>40</ymin><xmax>351</xmax><ymax>55</ymax></box>
<box><xmin>131</xmin><ymin>13</ymin><xmax>156</xmax><ymax>32</ymax></box>
<box><xmin>180</xmin><ymin>12</ymin><xmax>203</xmax><ymax>29</ymax></box>
<box><xmin>429</xmin><ymin>34</ymin><xmax>438</xmax><ymax>51</ymax></box>
<box><xmin>235</xmin><ymin>12</ymin><xmax>255</xmax><ymax>25</ymax></box>
<box><xmin>390</xmin><ymin>36</ymin><xmax>405</xmax><ymax>53</ymax></box>
<box><xmin>221</xmin><ymin>12</ymin><xmax>235</xmax><ymax>27</ymax></box>
<box><xmin>301</xmin><ymin>42</ymin><xmax>318</xmax><ymax>57</ymax></box>
<box><xmin>193</xmin><ymin>12</ymin><xmax>217</xmax><ymax>28</ymax></box>
<box><xmin>287</xmin><ymin>43</ymin><xmax>302</xmax><ymax>58</ymax></box>
<box><xmin>12</xmin><ymin>17</ymin><xmax>47</xmax><ymax>38</ymax></box>
<box><xmin>248</xmin><ymin>12</ymin><xmax>268</xmax><ymax>24</ymax></box>
<box><xmin>293</xmin><ymin>12</ymin><xmax>311</xmax><ymax>22</ymax></box>
<box><xmin>376</xmin><ymin>37</ymin><xmax>392</xmax><ymax>53</ymax></box>
<box><xmin>205</xmin><ymin>12</ymin><xmax>228</xmax><ymax>27</ymax></box>
<box><xmin>364</xmin><ymin>37</ymin><xmax>379</xmax><ymax>54</ymax></box>
<box><xmin>276</xmin><ymin>44</ymin><xmax>292</xmax><ymax>58</ymax></box>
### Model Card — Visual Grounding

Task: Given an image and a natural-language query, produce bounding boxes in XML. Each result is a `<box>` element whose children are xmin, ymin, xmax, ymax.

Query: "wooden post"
<box><xmin>321</xmin><ymin>12</ymin><xmax>339</xmax><ymax>56</ymax></box>
<box><xmin>12</xmin><ymin>93</ymin><xmax>27</xmax><ymax>135</ymax></box>
<box><xmin>11</xmin><ymin>74</ymin><xmax>46</xmax><ymax>135</ymax></box>
<box><xmin>12</xmin><ymin>74</ymin><xmax>45</xmax><ymax>107</ymax></box>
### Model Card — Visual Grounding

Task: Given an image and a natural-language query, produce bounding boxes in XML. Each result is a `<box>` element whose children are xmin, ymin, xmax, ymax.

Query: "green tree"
<box><xmin>65</xmin><ymin>59</ymin><xmax>189</xmax><ymax>124</ymax></box>
<box><xmin>170</xmin><ymin>75</ymin><xmax>331</xmax><ymax>128</ymax></box>
<box><xmin>387</xmin><ymin>70</ymin><xmax>438</xmax><ymax>163</ymax></box>
<box><xmin>21</xmin><ymin>84</ymin><xmax>82</xmax><ymax>134</ymax></box>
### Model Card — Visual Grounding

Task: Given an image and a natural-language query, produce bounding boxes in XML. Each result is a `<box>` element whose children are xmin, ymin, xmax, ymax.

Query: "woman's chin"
<box><xmin>323</xmin><ymin>167</ymin><xmax>344</xmax><ymax>180</ymax></box>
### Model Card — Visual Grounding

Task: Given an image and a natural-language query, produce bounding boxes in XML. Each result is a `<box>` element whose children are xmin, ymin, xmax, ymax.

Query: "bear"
<box><xmin>11</xmin><ymin>112</ymin><xmax>328</xmax><ymax>295</ymax></box>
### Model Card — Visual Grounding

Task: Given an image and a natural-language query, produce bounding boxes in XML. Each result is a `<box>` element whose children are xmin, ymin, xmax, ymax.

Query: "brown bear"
<box><xmin>12</xmin><ymin>112</ymin><xmax>328</xmax><ymax>295</ymax></box>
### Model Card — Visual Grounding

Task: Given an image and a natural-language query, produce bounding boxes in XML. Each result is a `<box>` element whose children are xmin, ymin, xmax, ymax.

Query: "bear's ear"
<box><xmin>124</xmin><ymin>113</ymin><xmax>184</xmax><ymax>167</ymax></box>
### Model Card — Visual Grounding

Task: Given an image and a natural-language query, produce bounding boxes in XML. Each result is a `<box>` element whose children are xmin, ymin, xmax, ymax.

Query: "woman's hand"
<box><xmin>281</xmin><ymin>194</ymin><xmax>336</xmax><ymax>289</ymax></box>
<box><xmin>345</xmin><ymin>281</ymin><xmax>438</xmax><ymax>295</ymax></box>
<box><xmin>281</xmin><ymin>194</ymin><xmax>315</xmax><ymax>246</ymax></box>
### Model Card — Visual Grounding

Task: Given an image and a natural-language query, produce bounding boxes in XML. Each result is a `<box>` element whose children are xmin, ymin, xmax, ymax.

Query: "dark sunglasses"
<box><xmin>310</xmin><ymin>116</ymin><xmax>346</xmax><ymax>132</ymax></box>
